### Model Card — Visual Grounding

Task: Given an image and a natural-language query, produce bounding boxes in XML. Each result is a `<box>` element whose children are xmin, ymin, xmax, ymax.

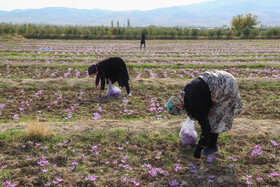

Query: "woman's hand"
<box><xmin>107</xmin><ymin>78</ymin><xmax>112</xmax><ymax>83</ymax></box>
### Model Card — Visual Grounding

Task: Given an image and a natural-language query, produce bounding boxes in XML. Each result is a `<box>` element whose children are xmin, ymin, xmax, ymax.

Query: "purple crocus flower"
<box><xmin>207</xmin><ymin>155</ymin><xmax>216</xmax><ymax>163</ymax></box>
<box><xmin>12</xmin><ymin>114</ymin><xmax>19</xmax><ymax>120</ymax></box>
<box><xmin>270</xmin><ymin>140</ymin><xmax>279</xmax><ymax>146</ymax></box>
<box><xmin>121</xmin><ymin>177</ymin><xmax>127</xmax><ymax>182</ymax></box>
<box><xmin>92</xmin><ymin>112</ymin><xmax>101</xmax><ymax>120</ymax></box>
<box><xmin>44</xmin><ymin>146</ymin><xmax>49</xmax><ymax>151</ymax></box>
<box><xmin>92</xmin><ymin>145</ymin><xmax>98</xmax><ymax>152</ymax></box>
<box><xmin>169</xmin><ymin>179</ymin><xmax>179</xmax><ymax>186</ymax></box>
<box><xmin>44</xmin><ymin>182</ymin><xmax>51</xmax><ymax>186</ymax></box>
<box><xmin>207</xmin><ymin>179</ymin><xmax>214</xmax><ymax>183</ymax></box>
<box><xmin>85</xmin><ymin>175</ymin><xmax>97</xmax><ymax>182</ymax></box>
<box><xmin>3</xmin><ymin>181</ymin><xmax>11</xmax><ymax>186</ymax></box>
<box><xmin>246</xmin><ymin>175</ymin><xmax>252</xmax><ymax>178</ymax></box>
<box><xmin>246</xmin><ymin>180</ymin><xmax>253</xmax><ymax>185</ymax></box>
<box><xmin>227</xmin><ymin>164</ymin><xmax>234</xmax><ymax>168</ymax></box>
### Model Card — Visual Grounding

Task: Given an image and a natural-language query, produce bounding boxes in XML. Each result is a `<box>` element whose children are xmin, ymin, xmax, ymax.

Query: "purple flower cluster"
<box><xmin>270</xmin><ymin>140</ymin><xmax>279</xmax><ymax>147</ymax></box>
<box><xmin>207</xmin><ymin>155</ymin><xmax>216</xmax><ymax>163</ymax></box>
<box><xmin>169</xmin><ymin>179</ymin><xmax>180</xmax><ymax>186</ymax></box>
<box><xmin>251</xmin><ymin>145</ymin><xmax>262</xmax><ymax>156</ymax></box>
<box><xmin>2</xmin><ymin>181</ymin><xmax>17</xmax><ymax>187</ymax></box>
<box><xmin>148</xmin><ymin>97</ymin><xmax>167</xmax><ymax>120</ymax></box>
<box><xmin>84</xmin><ymin>175</ymin><xmax>97</xmax><ymax>182</ymax></box>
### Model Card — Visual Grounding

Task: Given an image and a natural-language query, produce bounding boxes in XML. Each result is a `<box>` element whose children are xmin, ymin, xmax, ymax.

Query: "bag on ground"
<box><xmin>107</xmin><ymin>82</ymin><xmax>121</xmax><ymax>96</ymax></box>
<box><xmin>179</xmin><ymin>117</ymin><xmax>198</xmax><ymax>145</ymax></box>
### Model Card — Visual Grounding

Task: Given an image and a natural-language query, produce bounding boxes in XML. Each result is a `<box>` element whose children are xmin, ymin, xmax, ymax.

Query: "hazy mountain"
<box><xmin>0</xmin><ymin>0</ymin><xmax>279</xmax><ymax>27</ymax></box>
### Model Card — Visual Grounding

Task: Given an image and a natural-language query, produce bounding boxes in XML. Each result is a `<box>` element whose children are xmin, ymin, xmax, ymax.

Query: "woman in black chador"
<box><xmin>167</xmin><ymin>70</ymin><xmax>242</xmax><ymax>158</ymax></box>
<box><xmin>88</xmin><ymin>57</ymin><xmax>131</xmax><ymax>97</ymax></box>
<box><xmin>140</xmin><ymin>33</ymin><xmax>146</xmax><ymax>48</ymax></box>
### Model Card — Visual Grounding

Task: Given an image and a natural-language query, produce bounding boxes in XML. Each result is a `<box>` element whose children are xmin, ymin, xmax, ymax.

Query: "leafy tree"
<box><xmin>242</xmin><ymin>27</ymin><xmax>251</xmax><ymax>38</ymax></box>
<box><xmin>216</xmin><ymin>29</ymin><xmax>223</xmax><ymax>38</ymax></box>
<box><xmin>190</xmin><ymin>29</ymin><xmax>199</xmax><ymax>38</ymax></box>
<box><xmin>208</xmin><ymin>29</ymin><xmax>215</xmax><ymax>39</ymax></box>
<box><xmin>249</xmin><ymin>28</ymin><xmax>259</xmax><ymax>38</ymax></box>
<box><xmin>231</xmin><ymin>14</ymin><xmax>243</xmax><ymax>32</ymax></box>
<box><xmin>271</xmin><ymin>28</ymin><xmax>279</xmax><ymax>36</ymax></box>
<box><xmin>184</xmin><ymin>29</ymin><xmax>190</xmax><ymax>38</ymax></box>
<box><xmin>231</xmin><ymin>13</ymin><xmax>259</xmax><ymax>33</ymax></box>
<box><xmin>242</xmin><ymin>13</ymin><xmax>259</xmax><ymax>29</ymax></box>
<box><xmin>265</xmin><ymin>29</ymin><xmax>273</xmax><ymax>38</ymax></box>
<box><xmin>225</xmin><ymin>30</ymin><xmax>232</xmax><ymax>39</ymax></box>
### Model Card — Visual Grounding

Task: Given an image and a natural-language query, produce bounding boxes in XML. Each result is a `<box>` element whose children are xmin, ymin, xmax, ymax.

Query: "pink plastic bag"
<box><xmin>179</xmin><ymin>117</ymin><xmax>198</xmax><ymax>145</ymax></box>
<box><xmin>107</xmin><ymin>82</ymin><xmax>121</xmax><ymax>96</ymax></box>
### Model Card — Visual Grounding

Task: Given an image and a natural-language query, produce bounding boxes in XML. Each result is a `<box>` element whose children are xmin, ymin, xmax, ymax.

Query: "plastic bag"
<box><xmin>107</xmin><ymin>82</ymin><xmax>121</xmax><ymax>96</ymax></box>
<box><xmin>179</xmin><ymin>117</ymin><xmax>198</xmax><ymax>145</ymax></box>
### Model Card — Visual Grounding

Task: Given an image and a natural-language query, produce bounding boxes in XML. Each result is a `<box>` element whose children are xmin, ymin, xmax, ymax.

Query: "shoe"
<box><xmin>201</xmin><ymin>146</ymin><xmax>218</xmax><ymax>156</ymax></box>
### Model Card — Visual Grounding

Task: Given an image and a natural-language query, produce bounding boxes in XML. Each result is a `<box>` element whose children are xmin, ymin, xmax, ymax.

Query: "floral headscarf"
<box><xmin>167</xmin><ymin>92</ymin><xmax>186</xmax><ymax>115</ymax></box>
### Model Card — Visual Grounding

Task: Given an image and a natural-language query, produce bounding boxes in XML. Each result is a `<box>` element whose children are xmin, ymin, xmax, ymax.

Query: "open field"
<box><xmin>0</xmin><ymin>39</ymin><xmax>279</xmax><ymax>186</ymax></box>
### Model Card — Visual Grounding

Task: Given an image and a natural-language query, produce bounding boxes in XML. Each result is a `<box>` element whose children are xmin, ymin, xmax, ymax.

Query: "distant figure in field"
<box><xmin>140</xmin><ymin>33</ymin><xmax>146</xmax><ymax>48</ymax></box>
<box><xmin>88</xmin><ymin>57</ymin><xmax>131</xmax><ymax>97</ymax></box>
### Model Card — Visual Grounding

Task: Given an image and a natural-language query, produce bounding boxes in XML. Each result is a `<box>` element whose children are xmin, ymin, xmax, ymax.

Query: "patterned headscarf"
<box><xmin>167</xmin><ymin>92</ymin><xmax>186</xmax><ymax>115</ymax></box>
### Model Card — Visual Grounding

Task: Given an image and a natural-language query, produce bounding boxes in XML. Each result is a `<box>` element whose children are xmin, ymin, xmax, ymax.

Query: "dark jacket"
<box><xmin>183</xmin><ymin>77</ymin><xmax>214</xmax><ymax>156</ymax></box>
<box><xmin>95</xmin><ymin>57</ymin><xmax>130</xmax><ymax>94</ymax></box>
<box><xmin>141</xmin><ymin>34</ymin><xmax>146</xmax><ymax>44</ymax></box>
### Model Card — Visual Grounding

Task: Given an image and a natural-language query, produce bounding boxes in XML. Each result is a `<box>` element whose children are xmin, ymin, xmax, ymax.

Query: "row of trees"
<box><xmin>0</xmin><ymin>14</ymin><xmax>279</xmax><ymax>40</ymax></box>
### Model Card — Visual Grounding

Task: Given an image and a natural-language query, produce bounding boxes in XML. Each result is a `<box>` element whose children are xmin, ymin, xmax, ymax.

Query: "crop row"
<box><xmin>1</xmin><ymin>65</ymin><xmax>279</xmax><ymax>79</ymax></box>
<box><xmin>0</xmin><ymin>40</ymin><xmax>280</xmax><ymax>65</ymax></box>
<box><xmin>0</xmin><ymin>82</ymin><xmax>279</xmax><ymax>122</ymax></box>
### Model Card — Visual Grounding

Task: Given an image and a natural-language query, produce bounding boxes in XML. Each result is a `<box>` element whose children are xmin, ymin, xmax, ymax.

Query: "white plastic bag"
<box><xmin>107</xmin><ymin>82</ymin><xmax>121</xmax><ymax>96</ymax></box>
<box><xmin>179</xmin><ymin>117</ymin><xmax>198</xmax><ymax>145</ymax></box>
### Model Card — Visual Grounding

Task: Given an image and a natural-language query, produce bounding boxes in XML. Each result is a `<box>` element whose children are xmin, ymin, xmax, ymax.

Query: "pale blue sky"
<box><xmin>0</xmin><ymin>0</ymin><xmax>212</xmax><ymax>11</ymax></box>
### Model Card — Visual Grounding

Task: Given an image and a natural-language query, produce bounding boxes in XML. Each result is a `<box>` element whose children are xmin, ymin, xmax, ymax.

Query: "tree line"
<box><xmin>0</xmin><ymin>14</ymin><xmax>279</xmax><ymax>40</ymax></box>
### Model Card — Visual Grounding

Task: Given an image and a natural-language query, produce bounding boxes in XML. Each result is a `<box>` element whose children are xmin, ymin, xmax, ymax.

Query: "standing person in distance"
<box><xmin>167</xmin><ymin>70</ymin><xmax>242</xmax><ymax>158</ymax></box>
<box><xmin>88</xmin><ymin>57</ymin><xmax>131</xmax><ymax>97</ymax></box>
<box><xmin>140</xmin><ymin>33</ymin><xmax>146</xmax><ymax>48</ymax></box>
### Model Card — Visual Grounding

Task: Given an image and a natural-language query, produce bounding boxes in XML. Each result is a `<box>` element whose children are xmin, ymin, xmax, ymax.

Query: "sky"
<box><xmin>0</xmin><ymin>0</ymin><xmax>212</xmax><ymax>11</ymax></box>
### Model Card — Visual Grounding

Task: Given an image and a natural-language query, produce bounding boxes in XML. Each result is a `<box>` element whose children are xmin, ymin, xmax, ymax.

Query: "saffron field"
<box><xmin>0</xmin><ymin>39</ymin><xmax>279</xmax><ymax>186</ymax></box>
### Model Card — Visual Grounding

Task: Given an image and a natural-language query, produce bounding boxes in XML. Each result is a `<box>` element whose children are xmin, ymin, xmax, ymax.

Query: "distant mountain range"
<box><xmin>0</xmin><ymin>0</ymin><xmax>279</xmax><ymax>27</ymax></box>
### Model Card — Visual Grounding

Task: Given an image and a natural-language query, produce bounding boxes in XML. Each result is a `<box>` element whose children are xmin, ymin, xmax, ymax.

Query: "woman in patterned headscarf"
<box><xmin>167</xmin><ymin>70</ymin><xmax>242</xmax><ymax>158</ymax></box>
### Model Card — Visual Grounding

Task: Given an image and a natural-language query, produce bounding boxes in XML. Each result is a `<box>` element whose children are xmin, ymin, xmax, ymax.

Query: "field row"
<box><xmin>1</xmin><ymin>65</ymin><xmax>280</xmax><ymax>79</ymax></box>
<box><xmin>0</xmin><ymin>40</ymin><xmax>280</xmax><ymax>66</ymax></box>
<box><xmin>0</xmin><ymin>80</ymin><xmax>279</xmax><ymax>122</ymax></box>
